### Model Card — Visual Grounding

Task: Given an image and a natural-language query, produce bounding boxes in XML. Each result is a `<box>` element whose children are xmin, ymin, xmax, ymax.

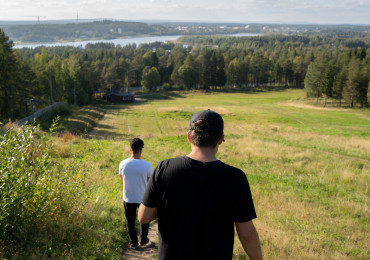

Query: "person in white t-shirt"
<box><xmin>119</xmin><ymin>138</ymin><xmax>153</xmax><ymax>249</ymax></box>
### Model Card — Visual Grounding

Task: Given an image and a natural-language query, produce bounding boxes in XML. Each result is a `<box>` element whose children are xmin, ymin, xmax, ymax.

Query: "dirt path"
<box><xmin>122</xmin><ymin>222</ymin><xmax>158</xmax><ymax>260</ymax></box>
<box><xmin>321</xmin><ymin>150</ymin><xmax>370</xmax><ymax>163</ymax></box>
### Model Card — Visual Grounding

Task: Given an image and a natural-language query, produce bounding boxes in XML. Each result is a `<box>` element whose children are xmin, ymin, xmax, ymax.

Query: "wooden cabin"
<box><xmin>104</xmin><ymin>91</ymin><xmax>135</xmax><ymax>103</ymax></box>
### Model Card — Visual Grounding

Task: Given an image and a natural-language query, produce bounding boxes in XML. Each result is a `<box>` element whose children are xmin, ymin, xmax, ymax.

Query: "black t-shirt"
<box><xmin>142</xmin><ymin>156</ymin><xmax>257</xmax><ymax>260</ymax></box>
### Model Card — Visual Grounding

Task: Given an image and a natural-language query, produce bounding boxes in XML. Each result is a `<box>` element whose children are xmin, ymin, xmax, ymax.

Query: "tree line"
<box><xmin>4</xmin><ymin>20</ymin><xmax>173</xmax><ymax>43</ymax></box>
<box><xmin>1</xmin><ymin>29</ymin><xmax>369</xmax><ymax>120</ymax></box>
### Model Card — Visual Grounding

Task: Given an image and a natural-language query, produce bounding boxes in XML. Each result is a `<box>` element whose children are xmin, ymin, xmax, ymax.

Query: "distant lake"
<box><xmin>14</xmin><ymin>33</ymin><xmax>261</xmax><ymax>49</ymax></box>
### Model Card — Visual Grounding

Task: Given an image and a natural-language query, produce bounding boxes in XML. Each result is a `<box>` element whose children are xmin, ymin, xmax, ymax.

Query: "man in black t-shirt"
<box><xmin>138</xmin><ymin>110</ymin><xmax>262</xmax><ymax>260</ymax></box>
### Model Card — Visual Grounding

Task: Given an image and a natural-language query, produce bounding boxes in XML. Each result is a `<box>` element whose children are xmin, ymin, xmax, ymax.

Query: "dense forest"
<box><xmin>0</xmin><ymin>28</ymin><xmax>369</xmax><ymax>121</ymax></box>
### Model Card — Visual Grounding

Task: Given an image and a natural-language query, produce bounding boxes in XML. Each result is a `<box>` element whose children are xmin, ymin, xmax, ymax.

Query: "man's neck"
<box><xmin>130</xmin><ymin>154</ymin><xmax>141</xmax><ymax>160</ymax></box>
<box><xmin>186</xmin><ymin>144</ymin><xmax>218</xmax><ymax>163</ymax></box>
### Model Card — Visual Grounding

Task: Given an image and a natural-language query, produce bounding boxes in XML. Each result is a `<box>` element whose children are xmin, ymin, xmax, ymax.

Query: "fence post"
<box><xmin>49</xmin><ymin>65</ymin><xmax>53</xmax><ymax>105</ymax></box>
<box><xmin>31</xmin><ymin>99</ymin><xmax>35</xmax><ymax>123</ymax></box>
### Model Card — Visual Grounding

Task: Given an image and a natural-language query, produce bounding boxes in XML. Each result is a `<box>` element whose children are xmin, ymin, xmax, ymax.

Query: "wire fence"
<box><xmin>15</xmin><ymin>102</ymin><xmax>66</xmax><ymax>125</ymax></box>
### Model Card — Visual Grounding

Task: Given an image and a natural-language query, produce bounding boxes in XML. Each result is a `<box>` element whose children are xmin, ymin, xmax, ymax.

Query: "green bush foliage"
<box><xmin>37</xmin><ymin>104</ymin><xmax>71</xmax><ymax>130</ymax></box>
<box><xmin>0</xmin><ymin>121</ymin><xmax>90</xmax><ymax>253</ymax></box>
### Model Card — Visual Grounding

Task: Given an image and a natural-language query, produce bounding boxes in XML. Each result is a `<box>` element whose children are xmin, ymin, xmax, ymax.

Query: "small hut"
<box><xmin>103</xmin><ymin>91</ymin><xmax>135</xmax><ymax>103</ymax></box>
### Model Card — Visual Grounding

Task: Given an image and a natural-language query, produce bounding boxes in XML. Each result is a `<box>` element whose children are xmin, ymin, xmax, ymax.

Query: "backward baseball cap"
<box><xmin>189</xmin><ymin>109</ymin><xmax>224</xmax><ymax>134</ymax></box>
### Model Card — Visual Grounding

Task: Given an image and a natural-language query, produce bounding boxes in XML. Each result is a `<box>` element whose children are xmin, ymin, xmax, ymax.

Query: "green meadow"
<box><xmin>8</xmin><ymin>88</ymin><xmax>368</xmax><ymax>259</ymax></box>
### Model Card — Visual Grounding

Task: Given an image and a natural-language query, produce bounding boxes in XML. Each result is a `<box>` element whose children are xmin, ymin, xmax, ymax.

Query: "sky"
<box><xmin>0</xmin><ymin>0</ymin><xmax>369</xmax><ymax>24</ymax></box>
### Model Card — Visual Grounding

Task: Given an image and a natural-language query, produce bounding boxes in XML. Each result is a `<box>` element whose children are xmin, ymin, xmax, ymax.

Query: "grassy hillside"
<box><xmin>84</xmin><ymin>88</ymin><xmax>369</xmax><ymax>259</ymax></box>
<box><xmin>2</xmin><ymin>88</ymin><xmax>368</xmax><ymax>259</ymax></box>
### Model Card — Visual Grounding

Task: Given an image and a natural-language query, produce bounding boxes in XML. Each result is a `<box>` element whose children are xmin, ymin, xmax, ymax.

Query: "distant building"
<box><xmin>103</xmin><ymin>90</ymin><xmax>135</xmax><ymax>103</ymax></box>
<box><xmin>176</xmin><ymin>26</ymin><xmax>189</xmax><ymax>31</ymax></box>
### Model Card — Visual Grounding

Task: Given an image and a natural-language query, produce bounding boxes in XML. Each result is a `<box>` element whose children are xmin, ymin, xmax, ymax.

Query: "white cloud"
<box><xmin>0</xmin><ymin>0</ymin><xmax>369</xmax><ymax>24</ymax></box>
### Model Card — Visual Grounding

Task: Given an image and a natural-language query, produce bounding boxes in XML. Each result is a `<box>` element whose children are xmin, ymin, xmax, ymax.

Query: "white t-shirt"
<box><xmin>119</xmin><ymin>158</ymin><xmax>153</xmax><ymax>203</ymax></box>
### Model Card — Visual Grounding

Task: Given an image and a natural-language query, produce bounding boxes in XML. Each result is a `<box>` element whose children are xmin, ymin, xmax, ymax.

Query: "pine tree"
<box><xmin>215</xmin><ymin>53</ymin><xmax>226</xmax><ymax>87</ymax></box>
<box><xmin>321</xmin><ymin>63</ymin><xmax>335</xmax><ymax>106</ymax></box>
<box><xmin>345</xmin><ymin>58</ymin><xmax>360</xmax><ymax>107</ymax></box>
<box><xmin>0</xmin><ymin>29</ymin><xmax>17</xmax><ymax>120</ymax></box>
<box><xmin>227</xmin><ymin>59</ymin><xmax>242</xmax><ymax>87</ymax></box>
<box><xmin>304</xmin><ymin>61</ymin><xmax>324</xmax><ymax>100</ymax></box>
<box><xmin>332</xmin><ymin>67</ymin><xmax>347</xmax><ymax>107</ymax></box>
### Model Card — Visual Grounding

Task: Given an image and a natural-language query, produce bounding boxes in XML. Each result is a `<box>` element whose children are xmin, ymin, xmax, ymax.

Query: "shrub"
<box><xmin>162</xmin><ymin>83</ymin><xmax>173</xmax><ymax>91</ymax></box>
<box><xmin>37</xmin><ymin>104</ymin><xmax>71</xmax><ymax>131</ymax></box>
<box><xmin>0</xmin><ymin>120</ymin><xmax>90</xmax><ymax>254</ymax></box>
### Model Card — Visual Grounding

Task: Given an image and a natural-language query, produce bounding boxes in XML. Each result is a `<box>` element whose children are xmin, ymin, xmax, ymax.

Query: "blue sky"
<box><xmin>1</xmin><ymin>0</ymin><xmax>369</xmax><ymax>24</ymax></box>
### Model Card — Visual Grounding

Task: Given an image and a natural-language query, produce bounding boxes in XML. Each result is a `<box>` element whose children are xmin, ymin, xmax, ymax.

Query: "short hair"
<box><xmin>189</xmin><ymin>120</ymin><xmax>223</xmax><ymax>148</ymax></box>
<box><xmin>130</xmin><ymin>138</ymin><xmax>144</xmax><ymax>153</ymax></box>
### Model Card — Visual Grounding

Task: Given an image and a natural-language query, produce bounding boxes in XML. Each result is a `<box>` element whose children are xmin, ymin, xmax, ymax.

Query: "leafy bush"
<box><xmin>0</xmin><ymin>121</ymin><xmax>90</xmax><ymax>254</ymax></box>
<box><xmin>36</xmin><ymin>104</ymin><xmax>71</xmax><ymax>131</ymax></box>
<box><xmin>162</xmin><ymin>83</ymin><xmax>173</xmax><ymax>91</ymax></box>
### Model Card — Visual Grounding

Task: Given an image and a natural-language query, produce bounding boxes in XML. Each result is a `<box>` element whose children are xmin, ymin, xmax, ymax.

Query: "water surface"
<box><xmin>14</xmin><ymin>33</ymin><xmax>261</xmax><ymax>49</ymax></box>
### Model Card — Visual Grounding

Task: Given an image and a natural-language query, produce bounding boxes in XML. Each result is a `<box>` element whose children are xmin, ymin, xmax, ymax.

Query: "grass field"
<box><xmin>53</xmin><ymin>88</ymin><xmax>369</xmax><ymax>259</ymax></box>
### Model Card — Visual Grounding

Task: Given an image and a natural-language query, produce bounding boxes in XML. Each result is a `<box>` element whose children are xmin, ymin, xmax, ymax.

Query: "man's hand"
<box><xmin>138</xmin><ymin>204</ymin><xmax>157</xmax><ymax>224</ymax></box>
<box><xmin>235</xmin><ymin>220</ymin><xmax>263</xmax><ymax>260</ymax></box>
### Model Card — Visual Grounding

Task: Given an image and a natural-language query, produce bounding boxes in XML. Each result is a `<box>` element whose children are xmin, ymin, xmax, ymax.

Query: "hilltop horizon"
<box><xmin>1</xmin><ymin>0</ymin><xmax>369</xmax><ymax>25</ymax></box>
<box><xmin>1</xmin><ymin>18</ymin><xmax>370</xmax><ymax>26</ymax></box>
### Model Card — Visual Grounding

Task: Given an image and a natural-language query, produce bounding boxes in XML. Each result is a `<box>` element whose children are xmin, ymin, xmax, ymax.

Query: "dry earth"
<box><xmin>122</xmin><ymin>222</ymin><xmax>158</xmax><ymax>260</ymax></box>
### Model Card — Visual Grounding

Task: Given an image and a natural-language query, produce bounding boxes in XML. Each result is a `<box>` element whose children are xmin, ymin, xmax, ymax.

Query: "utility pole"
<box><xmin>316</xmin><ymin>82</ymin><xmax>320</xmax><ymax>104</ymax></box>
<box><xmin>10</xmin><ymin>95</ymin><xmax>13</xmax><ymax>120</ymax></box>
<box><xmin>22</xmin><ymin>16</ymin><xmax>46</xmax><ymax>24</ymax></box>
<box><xmin>77</xmin><ymin>11</ymin><xmax>79</xmax><ymax>24</ymax></box>
<box><xmin>30</xmin><ymin>99</ymin><xmax>35</xmax><ymax>122</ymax></box>
<box><xmin>49</xmin><ymin>65</ymin><xmax>53</xmax><ymax>105</ymax></box>
<box><xmin>73</xmin><ymin>85</ymin><xmax>78</xmax><ymax>105</ymax></box>
<box><xmin>23</xmin><ymin>99</ymin><xmax>42</xmax><ymax>124</ymax></box>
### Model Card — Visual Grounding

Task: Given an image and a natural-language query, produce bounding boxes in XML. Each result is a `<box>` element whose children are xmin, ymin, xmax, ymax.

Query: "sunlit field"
<box><xmin>49</xmin><ymin>88</ymin><xmax>369</xmax><ymax>259</ymax></box>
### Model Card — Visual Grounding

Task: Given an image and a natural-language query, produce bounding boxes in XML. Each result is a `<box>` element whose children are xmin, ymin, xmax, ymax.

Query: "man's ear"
<box><xmin>187</xmin><ymin>131</ymin><xmax>192</xmax><ymax>143</ymax></box>
<box><xmin>218</xmin><ymin>135</ymin><xmax>225</xmax><ymax>145</ymax></box>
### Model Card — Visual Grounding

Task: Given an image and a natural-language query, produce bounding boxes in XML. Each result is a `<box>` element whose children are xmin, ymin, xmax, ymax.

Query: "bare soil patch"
<box><xmin>122</xmin><ymin>222</ymin><xmax>158</xmax><ymax>260</ymax></box>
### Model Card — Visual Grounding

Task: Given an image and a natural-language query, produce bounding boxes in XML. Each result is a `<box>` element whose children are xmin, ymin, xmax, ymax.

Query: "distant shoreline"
<box><xmin>13</xmin><ymin>33</ymin><xmax>161</xmax><ymax>46</ymax></box>
<box><xmin>13</xmin><ymin>34</ymin><xmax>183</xmax><ymax>49</ymax></box>
<box><xmin>13</xmin><ymin>33</ymin><xmax>262</xmax><ymax>49</ymax></box>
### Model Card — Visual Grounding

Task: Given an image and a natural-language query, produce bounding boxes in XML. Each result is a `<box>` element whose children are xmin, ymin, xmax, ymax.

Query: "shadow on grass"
<box><xmin>209</xmin><ymin>86</ymin><xmax>303</xmax><ymax>94</ymax></box>
<box><xmin>88</xmin><ymin>87</ymin><xmax>301</xmax><ymax>139</ymax></box>
<box><xmin>101</xmin><ymin>102</ymin><xmax>141</xmax><ymax>110</ymax></box>
<box><xmin>68</xmin><ymin>115</ymin><xmax>100</xmax><ymax>124</ymax></box>
<box><xmin>89</xmin><ymin>129</ymin><xmax>133</xmax><ymax>141</ymax></box>
<box><xmin>57</xmin><ymin>107</ymin><xmax>105</xmax><ymax>135</ymax></box>
<box><xmin>78</xmin><ymin>108</ymin><xmax>105</xmax><ymax>119</ymax></box>
<box><xmin>93</xmin><ymin>123</ymin><xmax>115</xmax><ymax>130</ymax></box>
<box><xmin>137</xmin><ymin>91</ymin><xmax>186</xmax><ymax>101</ymax></box>
<box><xmin>135</xmin><ymin>86</ymin><xmax>300</xmax><ymax>101</ymax></box>
<box><xmin>99</xmin><ymin>87</ymin><xmax>295</xmax><ymax>105</ymax></box>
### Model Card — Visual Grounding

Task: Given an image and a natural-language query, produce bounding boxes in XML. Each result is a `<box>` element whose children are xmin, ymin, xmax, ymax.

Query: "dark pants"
<box><xmin>124</xmin><ymin>202</ymin><xmax>149</xmax><ymax>245</ymax></box>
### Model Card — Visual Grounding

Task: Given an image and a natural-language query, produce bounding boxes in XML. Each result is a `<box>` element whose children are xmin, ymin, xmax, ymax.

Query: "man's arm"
<box><xmin>120</xmin><ymin>174</ymin><xmax>123</xmax><ymax>182</ymax></box>
<box><xmin>235</xmin><ymin>220</ymin><xmax>263</xmax><ymax>260</ymax></box>
<box><xmin>138</xmin><ymin>204</ymin><xmax>157</xmax><ymax>224</ymax></box>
